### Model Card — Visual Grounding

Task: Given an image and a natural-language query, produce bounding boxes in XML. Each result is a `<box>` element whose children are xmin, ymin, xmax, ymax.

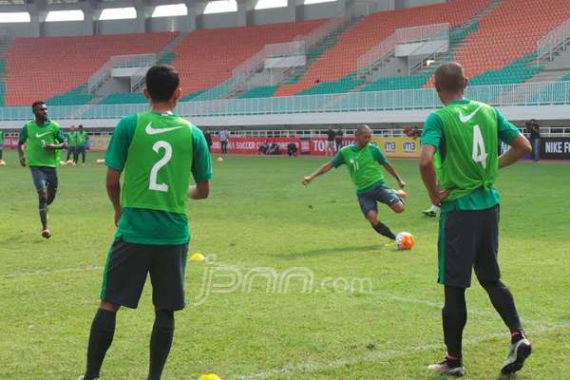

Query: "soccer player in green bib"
<box><xmin>303</xmin><ymin>125</ymin><xmax>407</xmax><ymax>241</ymax></box>
<box><xmin>80</xmin><ymin>65</ymin><xmax>212</xmax><ymax>380</ymax></box>
<box><xmin>0</xmin><ymin>129</ymin><xmax>5</xmax><ymax>165</ymax></box>
<box><xmin>65</xmin><ymin>125</ymin><xmax>78</xmax><ymax>163</ymax></box>
<box><xmin>75</xmin><ymin>124</ymin><xmax>89</xmax><ymax>165</ymax></box>
<box><xmin>17</xmin><ymin>101</ymin><xmax>66</xmax><ymax>238</ymax></box>
<box><xmin>420</xmin><ymin>62</ymin><xmax>532</xmax><ymax>377</ymax></box>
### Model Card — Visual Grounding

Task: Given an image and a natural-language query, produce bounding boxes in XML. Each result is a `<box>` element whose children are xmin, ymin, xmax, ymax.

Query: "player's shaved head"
<box><xmin>434</xmin><ymin>62</ymin><xmax>467</xmax><ymax>93</ymax></box>
<box><xmin>145</xmin><ymin>65</ymin><xmax>180</xmax><ymax>103</ymax></box>
<box><xmin>356</xmin><ymin>124</ymin><xmax>371</xmax><ymax>135</ymax></box>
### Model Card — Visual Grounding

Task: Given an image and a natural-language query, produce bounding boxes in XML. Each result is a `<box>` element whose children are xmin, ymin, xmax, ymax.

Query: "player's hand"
<box><xmin>114</xmin><ymin>208</ymin><xmax>123</xmax><ymax>226</ymax></box>
<box><xmin>431</xmin><ymin>189</ymin><xmax>450</xmax><ymax>206</ymax></box>
<box><xmin>398</xmin><ymin>179</ymin><xmax>406</xmax><ymax>188</ymax></box>
<box><xmin>302</xmin><ymin>176</ymin><xmax>312</xmax><ymax>186</ymax></box>
<box><xmin>19</xmin><ymin>156</ymin><xmax>26</xmax><ymax>167</ymax></box>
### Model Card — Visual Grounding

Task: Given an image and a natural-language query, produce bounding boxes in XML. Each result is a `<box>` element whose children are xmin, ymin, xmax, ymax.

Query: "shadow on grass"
<box><xmin>273</xmin><ymin>244</ymin><xmax>393</xmax><ymax>260</ymax></box>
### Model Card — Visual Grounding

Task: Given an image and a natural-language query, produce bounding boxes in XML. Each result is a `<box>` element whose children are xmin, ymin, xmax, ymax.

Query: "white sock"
<box><xmin>430</xmin><ymin>204</ymin><xmax>439</xmax><ymax>212</ymax></box>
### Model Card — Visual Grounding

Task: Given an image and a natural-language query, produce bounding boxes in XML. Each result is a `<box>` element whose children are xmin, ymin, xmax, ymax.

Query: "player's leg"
<box><xmin>474</xmin><ymin>206</ymin><xmax>531</xmax><ymax>374</ymax></box>
<box><xmin>376</xmin><ymin>183</ymin><xmax>405</xmax><ymax>214</ymax></box>
<box><xmin>73</xmin><ymin>146</ymin><xmax>79</xmax><ymax>164</ymax></box>
<box><xmin>45</xmin><ymin>168</ymin><xmax>58</xmax><ymax>205</ymax></box>
<box><xmin>358</xmin><ymin>191</ymin><xmax>396</xmax><ymax>240</ymax></box>
<box><xmin>83</xmin><ymin>240</ymin><xmax>153</xmax><ymax>379</ymax></box>
<box><xmin>66</xmin><ymin>147</ymin><xmax>72</xmax><ymax>161</ymax></box>
<box><xmin>83</xmin><ymin>301</ymin><xmax>120</xmax><ymax>380</ymax></box>
<box><xmin>428</xmin><ymin>210</ymin><xmax>478</xmax><ymax>376</ymax></box>
<box><xmin>422</xmin><ymin>204</ymin><xmax>439</xmax><ymax>217</ymax></box>
<box><xmin>30</xmin><ymin>167</ymin><xmax>50</xmax><ymax>237</ymax></box>
<box><xmin>147</xmin><ymin>244</ymin><xmax>188</xmax><ymax>380</ymax></box>
<box><xmin>81</xmin><ymin>146</ymin><xmax>86</xmax><ymax>164</ymax></box>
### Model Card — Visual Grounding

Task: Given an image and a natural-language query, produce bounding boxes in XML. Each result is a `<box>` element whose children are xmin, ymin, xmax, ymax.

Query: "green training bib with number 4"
<box><xmin>435</xmin><ymin>100</ymin><xmax>499</xmax><ymax>200</ymax></box>
<box><xmin>122</xmin><ymin>112</ymin><xmax>193</xmax><ymax>214</ymax></box>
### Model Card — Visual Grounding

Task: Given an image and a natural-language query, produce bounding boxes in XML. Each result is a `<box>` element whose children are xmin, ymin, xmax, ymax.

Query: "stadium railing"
<box><xmin>0</xmin><ymin>81</ymin><xmax>569</xmax><ymax>121</ymax></box>
<box><xmin>537</xmin><ymin>19</ymin><xmax>570</xmax><ymax>64</ymax></box>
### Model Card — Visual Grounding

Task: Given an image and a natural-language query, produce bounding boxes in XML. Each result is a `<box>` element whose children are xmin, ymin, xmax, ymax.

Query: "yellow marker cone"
<box><xmin>96</xmin><ymin>158</ymin><xmax>105</xmax><ymax>164</ymax></box>
<box><xmin>190</xmin><ymin>253</ymin><xmax>205</xmax><ymax>262</ymax></box>
<box><xmin>199</xmin><ymin>374</ymin><xmax>223</xmax><ymax>380</ymax></box>
<box><xmin>216</xmin><ymin>156</ymin><xmax>224</xmax><ymax>162</ymax></box>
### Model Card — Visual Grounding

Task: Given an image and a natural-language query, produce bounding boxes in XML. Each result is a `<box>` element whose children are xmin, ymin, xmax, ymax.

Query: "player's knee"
<box><xmin>99</xmin><ymin>301</ymin><xmax>120</xmax><ymax>313</ymax></box>
<box><xmin>479</xmin><ymin>279</ymin><xmax>505</xmax><ymax>291</ymax></box>
<box><xmin>392</xmin><ymin>202</ymin><xmax>405</xmax><ymax>213</ymax></box>
<box><xmin>155</xmin><ymin>309</ymin><xmax>175</xmax><ymax>330</ymax></box>
<box><xmin>365</xmin><ymin>212</ymin><xmax>378</xmax><ymax>224</ymax></box>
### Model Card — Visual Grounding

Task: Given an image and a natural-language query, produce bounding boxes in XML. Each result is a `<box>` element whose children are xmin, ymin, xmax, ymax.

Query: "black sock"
<box><xmin>84</xmin><ymin>308</ymin><xmax>116</xmax><ymax>380</ymax></box>
<box><xmin>38</xmin><ymin>196</ymin><xmax>48</xmax><ymax>229</ymax></box>
<box><xmin>148</xmin><ymin>310</ymin><xmax>175</xmax><ymax>380</ymax></box>
<box><xmin>442</xmin><ymin>286</ymin><xmax>467</xmax><ymax>359</ymax></box>
<box><xmin>372</xmin><ymin>222</ymin><xmax>396</xmax><ymax>240</ymax></box>
<box><xmin>481</xmin><ymin>280</ymin><xmax>523</xmax><ymax>343</ymax></box>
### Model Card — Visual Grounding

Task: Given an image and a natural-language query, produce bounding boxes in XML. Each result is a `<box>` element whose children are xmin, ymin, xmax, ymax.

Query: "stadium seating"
<box><xmin>238</xmin><ymin>86</ymin><xmax>279</xmax><ymax>99</ymax></box>
<box><xmin>4</xmin><ymin>32</ymin><xmax>177</xmax><ymax>106</ymax></box>
<box><xmin>452</xmin><ymin>0</ymin><xmax>570</xmax><ymax>81</ymax></box>
<box><xmin>273</xmin><ymin>0</ymin><xmax>492</xmax><ymax>97</ymax></box>
<box><xmin>47</xmin><ymin>84</ymin><xmax>95</xmax><ymax>106</ymax></box>
<box><xmin>171</xmin><ymin>20</ymin><xmax>327</xmax><ymax>97</ymax></box>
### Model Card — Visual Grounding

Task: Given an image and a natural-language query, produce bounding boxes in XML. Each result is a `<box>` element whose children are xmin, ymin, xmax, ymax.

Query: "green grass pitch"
<box><xmin>1</xmin><ymin>150</ymin><xmax>569</xmax><ymax>379</ymax></box>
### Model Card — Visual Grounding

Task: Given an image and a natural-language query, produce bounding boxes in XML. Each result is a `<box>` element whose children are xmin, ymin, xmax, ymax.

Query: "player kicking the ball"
<box><xmin>303</xmin><ymin>124</ymin><xmax>406</xmax><ymax>241</ymax></box>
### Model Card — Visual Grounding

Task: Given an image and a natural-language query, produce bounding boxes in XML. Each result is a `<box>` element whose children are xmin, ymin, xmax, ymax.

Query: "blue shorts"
<box><xmin>30</xmin><ymin>166</ymin><xmax>58</xmax><ymax>193</ymax></box>
<box><xmin>357</xmin><ymin>183</ymin><xmax>401</xmax><ymax>216</ymax></box>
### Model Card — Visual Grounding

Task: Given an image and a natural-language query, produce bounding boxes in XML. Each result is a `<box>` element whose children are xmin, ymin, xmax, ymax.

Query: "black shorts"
<box><xmin>438</xmin><ymin>205</ymin><xmax>501</xmax><ymax>288</ymax></box>
<box><xmin>30</xmin><ymin>166</ymin><xmax>58</xmax><ymax>193</ymax></box>
<box><xmin>357</xmin><ymin>183</ymin><xmax>402</xmax><ymax>216</ymax></box>
<box><xmin>100</xmin><ymin>239</ymin><xmax>189</xmax><ymax>311</ymax></box>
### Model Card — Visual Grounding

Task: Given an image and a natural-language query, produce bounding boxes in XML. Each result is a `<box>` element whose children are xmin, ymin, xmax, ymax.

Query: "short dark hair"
<box><xmin>32</xmin><ymin>100</ymin><xmax>45</xmax><ymax>110</ymax></box>
<box><xmin>145</xmin><ymin>65</ymin><xmax>180</xmax><ymax>102</ymax></box>
<box><xmin>434</xmin><ymin>62</ymin><xmax>467</xmax><ymax>93</ymax></box>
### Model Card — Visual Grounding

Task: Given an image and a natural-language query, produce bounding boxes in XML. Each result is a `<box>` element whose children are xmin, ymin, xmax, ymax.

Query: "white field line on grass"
<box><xmin>233</xmin><ymin>323</ymin><xmax>570</xmax><ymax>380</ymax></box>
<box><xmin>0</xmin><ymin>265</ymin><xmax>102</xmax><ymax>279</ymax></box>
<box><xmin>2</xmin><ymin>262</ymin><xmax>566</xmax><ymax>330</ymax></box>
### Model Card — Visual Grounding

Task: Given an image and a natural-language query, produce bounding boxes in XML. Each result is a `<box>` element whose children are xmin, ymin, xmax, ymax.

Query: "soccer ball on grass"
<box><xmin>396</xmin><ymin>232</ymin><xmax>415</xmax><ymax>250</ymax></box>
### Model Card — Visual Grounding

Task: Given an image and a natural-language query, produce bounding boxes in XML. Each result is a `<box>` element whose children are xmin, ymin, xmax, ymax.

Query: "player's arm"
<box><xmin>382</xmin><ymin>162</ymin><xmax>405</xmax><ymax>188</ymax></box>
<box><xmin>17</xmin><ymin>125</ymin><xmax>28</xmax><ymax>166</ymax></box>
<box><xmin>44</xmin><ymin>129</ymin><xmax>66</xmax><ymax>150</ymax></box>
<box><xmin>499</xmin><ymin>134</ymin><xmax>531</xmax><ymax>169</ymax></box>
<box><xmin>188</xmin><ymin>182</ymin><xmax>209</xmax><ymax>199</ymax></box>
<box><xmin>106</xmin><ymin>168</ymin><xmax>122</xmax><ymax>226</ymax></box>
<box><xmin>496</xmin><ymin>110</ymin><xmax>532</xmax><ymax>169</ymax></box>
<box><xmin>189</xmin><ymin>126</ymin><xmax>212</xmax><ymax>200</ymax></box>
<box><xmin>302</xmin><ymin>161</ymin><xmax>334</xmax><ymax>186</ymax></box>
<box><xmin>420</xmin><ymin>144</ymin><xmax>449</xmax><ymax>205</ymax></box>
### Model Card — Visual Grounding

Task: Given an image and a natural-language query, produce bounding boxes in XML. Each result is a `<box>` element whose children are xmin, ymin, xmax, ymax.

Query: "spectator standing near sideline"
<box><xmin>335</xmin><ymin>127</ymin><xmax>344</xmax><ymax>152</ymax></box>
<box><xmin>75</xmin><ymin>125</ymin><xmax>89</xmax><ymax>165</ymax></box>
<box><xmin>527</xmin><ymin>119</ymin><xmax>541</xmax><ymax>162</ymax></box>
<box><xmin>325</xmin><ymin>127</ymin><xmax>336</xmax><ymax>156</ymax></box>
<box><xmin>219</xmin><ymin>129</ymin><xmax>229</xmax><ymax>154</ymax></box>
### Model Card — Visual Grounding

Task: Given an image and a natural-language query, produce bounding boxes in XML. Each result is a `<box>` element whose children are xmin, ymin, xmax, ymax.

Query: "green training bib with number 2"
<box><xmin>122</xmin><ymin>112</ymin><xmax>193</xmax><ymax>214</ymax></box>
